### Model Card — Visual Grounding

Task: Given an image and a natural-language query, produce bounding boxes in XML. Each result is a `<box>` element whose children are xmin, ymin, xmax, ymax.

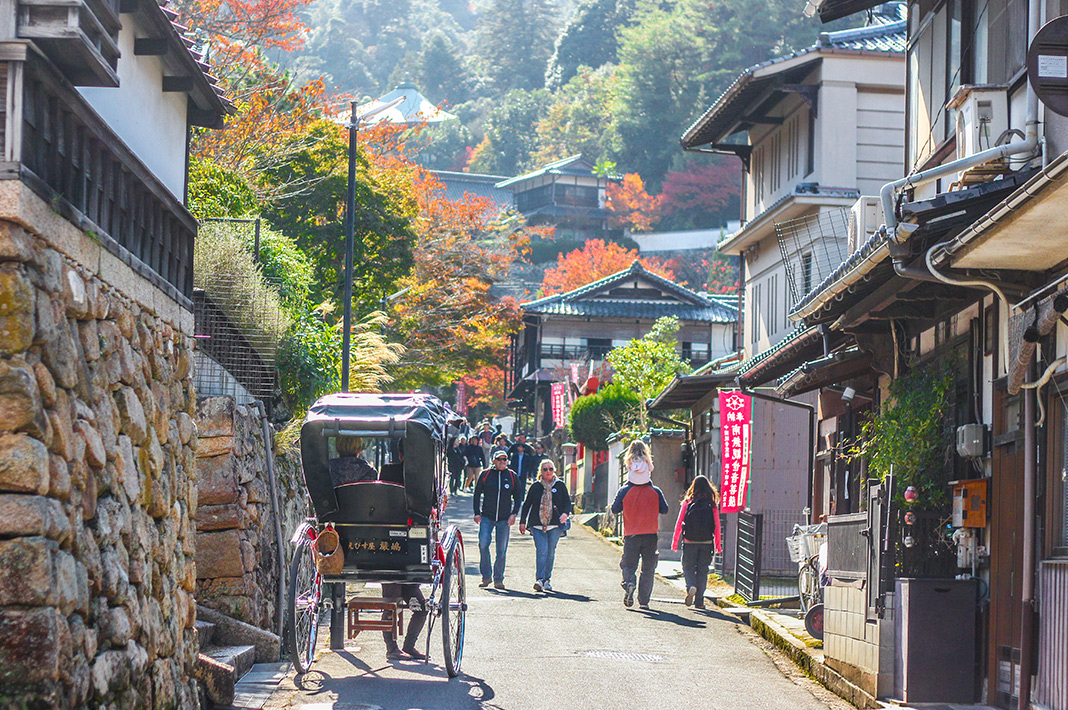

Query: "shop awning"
<box><xmin>647</xmin><ymin>372</ymin><xmax>736</xmax><ymax>411</ymax></box>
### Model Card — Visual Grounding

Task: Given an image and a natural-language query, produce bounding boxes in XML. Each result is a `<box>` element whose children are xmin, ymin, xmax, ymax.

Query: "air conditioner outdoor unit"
<box><xmin>952</xmin><ymin>86</ymin><xmax>1008</xmax><ymax>161</ymax></box>
<box><xmin>847</xmin><ymin>196</ymin><xmax>882</xmax><ymax>253</ymax></box>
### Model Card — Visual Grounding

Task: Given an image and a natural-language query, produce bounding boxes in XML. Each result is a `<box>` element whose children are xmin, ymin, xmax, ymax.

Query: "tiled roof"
<box><xmin>522</xmin><ymin>260</ymin><xmax>738</xmax><ymax>323</ymax></box>
<box><xmin>431</xmin><ymin>171</ymin><xmax>514</xmax><ymax>212</ymax></box>
<box><xmin>149</xmin><ymin>0</ymin><xmax>232</xmax><ymax>125</ymax></box>
<box><xmin>680</xmin><ymin>15</ymin><xmax>904</xmax><ymax>150</ymax></box>
<box><xmin>496</xmin><ymin>155</ymin><xmax>602</xmax><ymax>189</ymax></box>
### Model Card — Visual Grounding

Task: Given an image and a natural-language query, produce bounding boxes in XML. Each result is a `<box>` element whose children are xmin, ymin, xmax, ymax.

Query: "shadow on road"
<box><xmin>543</xmin><ymin>590</ymin><xmax>594</xmax><ymax>602</ymax></box>
<box><xmin>632</xmin><ymin>607</ymin><xmax>705</xmax><ymax>628</ymax></box>
<box><xmin>692</xmin><ymin>607</ymin><xmax>747</xmax><ymax>625</ymax></box>
<box><xmin>292</xmin><ymin>656</ymin><xmax>500</xmax><ymax>709</ymax></box>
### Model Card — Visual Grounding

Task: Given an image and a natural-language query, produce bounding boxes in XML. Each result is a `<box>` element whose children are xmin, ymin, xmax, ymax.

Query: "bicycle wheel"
<box><xmin>798</xmin><ymin>560</ymin><xmax>819</xmax><ymax>612</ymax></box>
<box><xmin>440</xmin><ymin>535</ymin><xmax>466</xmax><ymax>677</ymax></box>
<box><xmin>285</xmin><ymin>543</ymin><xmax>322</xmax><ymax>674</ymax></box>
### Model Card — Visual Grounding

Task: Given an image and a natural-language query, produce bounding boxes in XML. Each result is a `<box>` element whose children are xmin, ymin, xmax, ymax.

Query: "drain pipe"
<box><xmin>254</xmin><ymin>401</ymin><xmax>287</xmax><ymax>642</ymax></box>
<box><xmin>1019</xmin><ymin>361</ymin><xmax>1036</xmax><ymax>710</ymax></box>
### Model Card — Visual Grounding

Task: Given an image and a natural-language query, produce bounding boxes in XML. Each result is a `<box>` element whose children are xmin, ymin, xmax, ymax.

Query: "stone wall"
<box><xmin>194</xmin><ymin>398</ymin><xmax>306</xmax><ymax>632</ymax></box>
<box><xmin>0</xmin><ymin>215</ymin><xmax>200</xmax><ymax>708</ymax></box>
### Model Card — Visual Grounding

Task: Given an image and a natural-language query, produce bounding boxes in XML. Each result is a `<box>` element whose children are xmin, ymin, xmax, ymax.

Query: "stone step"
<box><xmin>207</xmin><ymin>644</ymin><xmax>257</xmax><ymax>680</ymax></box>
<box><xmin>194</xmin><ymin>644</ymin><xmax>257</xmax><ymax>708</ymax></box>
<box><xmin>195</xmin><ymin>620</ymin><xmax>217</xmax><ymax>651</ymax></box>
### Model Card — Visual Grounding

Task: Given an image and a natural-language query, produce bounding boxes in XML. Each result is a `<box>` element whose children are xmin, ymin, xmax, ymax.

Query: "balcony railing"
<box><xmin>0</xmin><ymin>43</ymin><xmax>196</xmax><ymax>307</ymax></box>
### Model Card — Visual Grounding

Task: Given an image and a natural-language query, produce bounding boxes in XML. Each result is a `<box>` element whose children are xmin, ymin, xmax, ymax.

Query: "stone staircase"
<box><xmin>192</xmin><ymin>606</ymin><xmax>281</xmax><ymax>708</ymax></box>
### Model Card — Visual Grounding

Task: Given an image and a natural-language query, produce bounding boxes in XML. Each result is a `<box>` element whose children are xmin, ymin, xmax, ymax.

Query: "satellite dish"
<box><xmin>1028</xmin><ymin>16</ymin><xmax>1068</xmax><ymax>117</ymax></box>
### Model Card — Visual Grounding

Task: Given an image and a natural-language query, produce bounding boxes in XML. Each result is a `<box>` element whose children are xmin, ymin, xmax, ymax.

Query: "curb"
<box><xmin>715</xmin><ymin>598</ymin><xmax>880</xmax><ymax>709</ymax></box>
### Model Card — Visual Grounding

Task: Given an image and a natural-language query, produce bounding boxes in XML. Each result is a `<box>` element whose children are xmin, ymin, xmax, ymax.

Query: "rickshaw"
<box><xmin>283</xmin><ymin>393</ymin><xmax>467</xmax><ymax>677</ymax></box>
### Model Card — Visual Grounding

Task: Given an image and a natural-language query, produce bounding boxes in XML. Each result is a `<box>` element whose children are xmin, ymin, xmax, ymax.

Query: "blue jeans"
<box><xmin>478</xmin><ymin>518</ymin><xmax>511</xmax><ymax>582</ymax></box>
<box><xmin>531</xmin><ymin>526</ymin><xmax>564</xmax><ymax>582</ymax></box>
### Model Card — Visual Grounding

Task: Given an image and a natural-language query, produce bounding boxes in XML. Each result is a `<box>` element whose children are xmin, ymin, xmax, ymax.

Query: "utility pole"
<box><xmin>341</xmin><ymin>101</ymin><xmax>358</xmax><ymax>392</ymax></box>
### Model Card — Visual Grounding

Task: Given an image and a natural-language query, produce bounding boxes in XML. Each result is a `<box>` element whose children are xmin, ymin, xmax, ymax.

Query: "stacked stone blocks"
<box><xmin>0</xmin><ymin>219</ymin><xmax>200</xmax><ymax>708</ymax></box>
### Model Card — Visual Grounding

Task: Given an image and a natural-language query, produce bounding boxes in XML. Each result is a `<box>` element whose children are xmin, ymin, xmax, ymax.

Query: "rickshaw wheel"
<box><xmin>285</xmin><ymin>543</ymin><xmax>321</xmax><ymax>674</ymax></box>
<box><xmin>440</xmin><ymin>535</ymin><xmax>465</xmax><ymax>677</ymax></box>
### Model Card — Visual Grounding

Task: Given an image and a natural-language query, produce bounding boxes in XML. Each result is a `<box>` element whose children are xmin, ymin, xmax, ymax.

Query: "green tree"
<box><xmin>258</xmin><ymin>119</ymin><xmax>419</xmax><ymax>314</ymax></box>
<box><xmin>467</xmin><ymin>89</ymin><xmax>551</xmax><ymax>174</ymax></box>
<box><xmin>569</xmin><ymin>382</ymin><xmax>642</xmax><ymax>450</ymax></box>
<box><xmin>474</xmin><ymin>0</ymin><xmax>558</xmax><ymax>93</ymax></box>
<box><xmin>609</xmin><ymin>0</ymin><xmax>831</xmax><ymax>184</ymax></box>
<box><xmin>187</xmin><ymin>158</ymin><xmax>260</xmax><ymax>220</ymax></box>
<box><xmin>416</xmin><ymin>32</ymin><xmax>470</xmax><ymax>105</ymax></box>
<box><xmin>606</xmin><ymin>316</ymin><xmax>691</xmax><ymax>430</ymax></box>
<box><xmin>532</xmin><ymin>65</ymin><xmax>619</xmax><ymax>165</ymax></box>
<box><xmin>545</xmin><ymin>0</ymin><xmax>637</xmax><ymax>90</ymax></box>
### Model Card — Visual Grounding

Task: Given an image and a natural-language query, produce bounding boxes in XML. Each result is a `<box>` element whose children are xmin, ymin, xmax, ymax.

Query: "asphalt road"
<box><xmin>262</xmin><ymin>491</ymin><xmax>839</xmax><ymax>710</ymax></box>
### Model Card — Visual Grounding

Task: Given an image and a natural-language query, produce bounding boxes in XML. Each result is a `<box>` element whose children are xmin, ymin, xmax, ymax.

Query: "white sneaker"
<box><xmin>533</xmin><ymin>580</ymin><xmax>544</xmax><ymax>592</ymax></box>
<box><xmin>542</xmin><ymin>581</ymin><xmax>553</xmax><ymax>592</ymax></box>
<box><xmin>685</xmin><ymin>586</ymin><xmax>696</xmax><ymax>607</ymax></box>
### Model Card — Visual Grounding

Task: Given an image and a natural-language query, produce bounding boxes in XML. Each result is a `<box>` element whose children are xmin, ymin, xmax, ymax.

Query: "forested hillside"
<box><xmin>288</xmin><ymin>0</ymin><xmax>843</xmax><ymax>230</ymax></box>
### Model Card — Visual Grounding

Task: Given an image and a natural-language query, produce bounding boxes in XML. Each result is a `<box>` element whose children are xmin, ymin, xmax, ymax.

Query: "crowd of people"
<box><xmin>380</xmin><ymin>426</ymin><xmax>723</xmax><ymax>662</ymax></box>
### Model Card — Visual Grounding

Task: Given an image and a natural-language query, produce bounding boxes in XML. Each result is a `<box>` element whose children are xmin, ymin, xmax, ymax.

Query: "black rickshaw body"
<box><xmin>300</xmin><ymin>392</ymin><xmax>453</xmax><ymax>584</ymax></box>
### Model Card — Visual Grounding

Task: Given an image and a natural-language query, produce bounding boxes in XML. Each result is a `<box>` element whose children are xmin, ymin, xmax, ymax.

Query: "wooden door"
<box><xmin>988</xmin><ymin>388</ymin><xmax>1024</xmax><ymax>708</ymax></box>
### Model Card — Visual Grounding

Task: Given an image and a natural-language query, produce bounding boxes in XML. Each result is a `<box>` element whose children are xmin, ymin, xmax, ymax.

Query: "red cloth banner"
<box><xmin>551</xmin><ymin>382</ymin><xmax>567</xmax><ymax>429</ymax></box>
<box><xmin>456</xmin><ymin>381</ymin><xmax>468</xmax><ymax>416</ymax></box>
<box><xmin>718</xmin><ymin>390</ymin><xmax>752</xmax><ymax>513</ymax></box>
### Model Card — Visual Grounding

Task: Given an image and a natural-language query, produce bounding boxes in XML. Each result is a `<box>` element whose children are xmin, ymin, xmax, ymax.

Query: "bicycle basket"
<box><xmin>787</xmin><ymin>523</ymin><xmax>827</xmax><ymax>562</ymax></box>
<box><xmin>786</xmin><ymin>534</ymin><xmax>805</xmax><ymax>563</ymax></box>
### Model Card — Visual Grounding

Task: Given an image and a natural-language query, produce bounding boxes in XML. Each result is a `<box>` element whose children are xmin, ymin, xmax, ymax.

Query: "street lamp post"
<box><xmin>340</xmin><ymin>96</ymin><xmax>403</xmax><ymax>392</ymax></box>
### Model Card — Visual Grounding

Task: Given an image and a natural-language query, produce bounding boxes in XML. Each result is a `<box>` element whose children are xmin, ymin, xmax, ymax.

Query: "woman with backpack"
<box><xmin>671</xmin><ymin>475</ymin><xmax>722</xmax><ymax>609</ymax></box>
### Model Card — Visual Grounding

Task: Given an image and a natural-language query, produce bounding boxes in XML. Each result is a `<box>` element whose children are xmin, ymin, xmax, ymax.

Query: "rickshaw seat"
<box><xmin>331</xmin><ymin>481</ymin><xmax>408</xmax><ymax>525</ymax></box>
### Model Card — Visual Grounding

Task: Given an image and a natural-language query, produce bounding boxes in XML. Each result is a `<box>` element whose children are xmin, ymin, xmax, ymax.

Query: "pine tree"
<box><xmin>475</xmin><ymin>0</ymin><xmax>559</xmax><ymax>93</ymax></box>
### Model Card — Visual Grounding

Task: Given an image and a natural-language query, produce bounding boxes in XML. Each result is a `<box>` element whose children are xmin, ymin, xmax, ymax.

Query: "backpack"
<box><xmin>683</xmin><ymin>497</ymin><xmax>716</xmax><ymax>541</ymax></box>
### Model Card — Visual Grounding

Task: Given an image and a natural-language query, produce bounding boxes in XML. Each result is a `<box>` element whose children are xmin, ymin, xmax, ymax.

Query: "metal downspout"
<box><xmin>1019</xmin><ymin>360</ymin><xmax>1036</xmax><ymax>710</ymax></box>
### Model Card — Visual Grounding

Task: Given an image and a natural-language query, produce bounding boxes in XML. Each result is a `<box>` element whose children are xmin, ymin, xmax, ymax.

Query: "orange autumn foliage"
<box><xmin>462</xmin><ymin>364</ymin><xmax>509</xmax><ymax>413</ymax></box>
<box><xmin>605</xmin><ymin>173</ymin><xmax>662</xmax><ymax>232</ymax></box>
<box><xmin>541</xmin><ymin>239</ymin><xmax>674</xmax><ymax>296</ymax></box>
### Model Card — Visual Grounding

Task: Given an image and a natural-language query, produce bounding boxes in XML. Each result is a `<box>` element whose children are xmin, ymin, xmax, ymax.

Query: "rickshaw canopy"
<box><xmin>300</xmin><ymin>393</ymin><xmax>455</xmax><ymax>521</ymax></box>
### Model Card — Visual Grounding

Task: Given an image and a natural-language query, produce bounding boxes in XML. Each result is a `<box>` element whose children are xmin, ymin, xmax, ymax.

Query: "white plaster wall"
<box><xmin>79</xmin><ymin>15</ymin><xmax>189</xmax><ymax>200</ymax></box>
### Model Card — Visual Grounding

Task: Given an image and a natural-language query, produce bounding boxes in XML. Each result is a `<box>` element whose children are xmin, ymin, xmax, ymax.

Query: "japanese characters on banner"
<box><xmin>455</xmin><ymin>381</ymin><xmax>468</xmax><ymax>416</ymax></box>
<box><xmin>551</xmin><ymin>382</ymin><xmax>567</xmax><ymax>429</ymax></box>
<box><xmin>718</xmin><ymin>390</ymin><xmax>752</xmax><ymax>513</ymax></box>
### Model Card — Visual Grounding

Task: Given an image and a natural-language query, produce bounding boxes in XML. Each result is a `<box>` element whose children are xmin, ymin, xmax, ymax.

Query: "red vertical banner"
<box><xmin>551</xmin><ymin>382</ymin><xmax>566</xmax><ymax>429</ymax></box>
<box><xmin>718</xmin><ymin>391</ymin><xmax>752</xmax><ymax>513</ymax></box>
<box><xmin>456</xmin><ymin>381</ymin><xmax>468</xmax><ymax>416</ymax></box>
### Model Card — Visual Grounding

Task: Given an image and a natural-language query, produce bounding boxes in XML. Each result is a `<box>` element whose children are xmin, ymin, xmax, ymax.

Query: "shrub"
<box><xmin>569</xmin><ymin>382</ymin><xmax>641</xmax><ymax>450</ymax></box>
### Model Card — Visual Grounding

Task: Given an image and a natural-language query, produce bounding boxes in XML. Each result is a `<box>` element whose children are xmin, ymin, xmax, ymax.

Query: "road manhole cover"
<box><xmin>576</xmin><ymin>650</ymin><xmax>667</xmax><ymax>662</ymax></box>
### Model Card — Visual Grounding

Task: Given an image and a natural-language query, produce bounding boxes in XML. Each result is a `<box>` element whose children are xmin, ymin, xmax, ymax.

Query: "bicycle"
<box><xmin>786</xmin><ymin>522</ymin><xmax>826</xmax><ymax>612</ymax></box>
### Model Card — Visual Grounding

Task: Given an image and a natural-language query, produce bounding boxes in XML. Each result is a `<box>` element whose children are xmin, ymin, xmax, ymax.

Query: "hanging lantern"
<box><xmin>903</xmin><ymin>535</ymin><xmax>916</xmax><ymax>548</ymax></box>
<box><xmin>903</xmin><ymin>485</ymin><xmax>919</xmax><ymax>503</ymax></box>
<box><xmin>904</xmin><ymin>511</ymin><xmax>916</xmax><ymax>525</ymax></box>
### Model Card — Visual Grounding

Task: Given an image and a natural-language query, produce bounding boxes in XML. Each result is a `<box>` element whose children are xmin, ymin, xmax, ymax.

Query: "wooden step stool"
<box><xmin>346</xmin><ymin>597</ymin><xmax>404</xmax><ymax>640</ymax></box>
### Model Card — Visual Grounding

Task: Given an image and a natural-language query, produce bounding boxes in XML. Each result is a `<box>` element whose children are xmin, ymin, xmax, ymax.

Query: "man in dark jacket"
<box><xmin>610</xmin><ymin>468</ymin><xmax>669</xmax><ymax>609</ymax></box>
<box><xmin>473</xmin><ymin>450</ymin><xmax>523</xmax><ymax>589</ymax></box>
<box><xmin>507</xmin><ymin>433</ymin><xmax>537</xmax><ymax>489</ymax></box>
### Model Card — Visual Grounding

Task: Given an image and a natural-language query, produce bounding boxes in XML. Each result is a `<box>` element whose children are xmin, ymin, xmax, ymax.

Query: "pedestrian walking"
<box><xmin>478</xmin><ymin>421</ymin><xmax>495</xmax><ymax>469</ymax></box>
<box><xmin>519</xmin><ymin>458</ymin><xmax>573</xmax><ymax>593</ymax></box>
<box><xmin>463</xmin><ymin>436</ymin><xmax>485</xmax><ymax>490</ymax></box>
<box><xmin>446</xmin><ymin>435</ymin><xmax>467</xmax><ymax>495</ymax></box>
<box><xmin>610</xmin><ymin>440</ymin><xmax>668</xmax><ymax>609</ymax></box>
<box><xmin>508</xmin><ymin>433</ymin><xmax>537</xmax><ymax>489</ymax></box>
<box><xmin>473</xmin><ymin>450</ymin><xmax>522</xmax><ymax>589</ymax></box>
<box><xmin>671</xmin><ymin>475</ymin><xmax>722</xmax><ymax>609</ymax></box>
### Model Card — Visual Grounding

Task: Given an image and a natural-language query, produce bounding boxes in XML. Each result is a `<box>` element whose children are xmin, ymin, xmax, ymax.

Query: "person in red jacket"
<box><xmin>610</xmin><ymin>440</ymin><xmax>669</xmax><ymax>609</ymax></box>
<box><xmin>671</xmin><ymin>475</ymin><xmax>722</xmax><ymax>609</ymax></box>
